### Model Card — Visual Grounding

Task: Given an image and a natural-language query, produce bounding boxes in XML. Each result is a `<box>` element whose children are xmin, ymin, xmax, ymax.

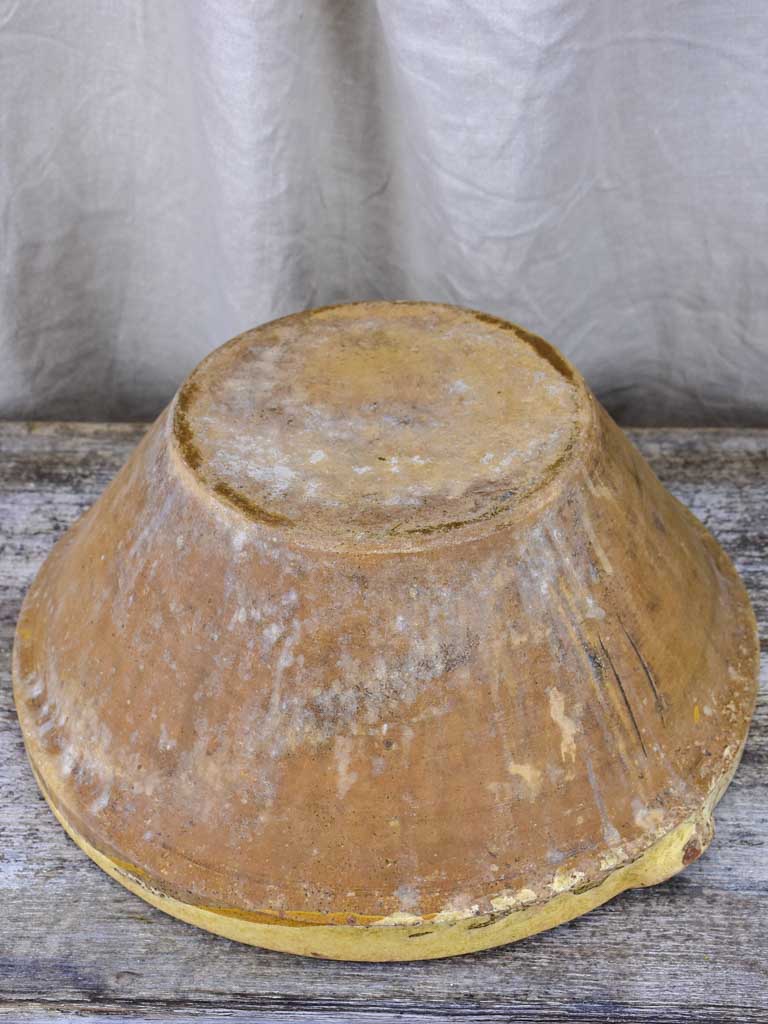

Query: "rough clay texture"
<box><xmin>175</xmin><ymin>304</ymin><xmax>585</xmax><ymax>544</ymax></box>
<box><xmin>12</xmin><ymin>303</ymin><xmax>759</xmax><ymax>952</ymax></box>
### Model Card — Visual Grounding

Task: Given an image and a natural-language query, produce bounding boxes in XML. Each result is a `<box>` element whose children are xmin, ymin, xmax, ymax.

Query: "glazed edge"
<box><xmin>26</xmin><ymin>756</ymin><xmax>733</xmax><ymax>962</ymax></box>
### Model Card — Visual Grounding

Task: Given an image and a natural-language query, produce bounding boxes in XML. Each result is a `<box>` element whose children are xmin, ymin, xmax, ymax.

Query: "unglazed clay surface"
<box><xmin>175</xmin><ymin>305</ymin><xmax>586</xmax><ymax>542</ymax></box>
<box><xmin>13</xmin><ymin>302</ymin><xmax>759</xmax><ymax>960</ymax></box>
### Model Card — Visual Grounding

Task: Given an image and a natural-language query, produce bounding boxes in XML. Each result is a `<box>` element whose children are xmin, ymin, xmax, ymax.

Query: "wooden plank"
<box><xmin>1</xmin><ymin>422</ymin><xmax>766</xmax><ymax>1023</ymax></box>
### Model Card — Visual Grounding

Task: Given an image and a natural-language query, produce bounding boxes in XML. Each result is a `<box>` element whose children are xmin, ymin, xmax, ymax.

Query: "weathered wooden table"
<box><xmin>1</xmin><ymin>423</ymin><xmax>766</xmax><ymax>1023</ymax></box>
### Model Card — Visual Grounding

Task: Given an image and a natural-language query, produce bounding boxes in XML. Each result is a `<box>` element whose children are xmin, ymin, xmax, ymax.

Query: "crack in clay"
<box><xmin>598</xmin><ymin>636</ymin><xmax>648</xmax><ymax>758</ymax></box>
<box><xmin>619</xmin><ymin>617</ymin><xmax>666</xmax><ymax>720</ymax></box>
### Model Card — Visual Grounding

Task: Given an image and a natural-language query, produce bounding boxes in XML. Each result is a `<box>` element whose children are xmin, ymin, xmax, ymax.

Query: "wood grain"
<box><xmin>1</xmin><ymin>422</ymin><xmax>766</xmax><ymax>1022</ymax></box>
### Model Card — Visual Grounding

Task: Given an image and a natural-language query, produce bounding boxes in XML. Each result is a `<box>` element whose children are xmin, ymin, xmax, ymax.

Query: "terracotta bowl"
<box><xmin>14</xmin><ymin>302</ymin><xmax>758</xmax><ymax>961</ymax></box>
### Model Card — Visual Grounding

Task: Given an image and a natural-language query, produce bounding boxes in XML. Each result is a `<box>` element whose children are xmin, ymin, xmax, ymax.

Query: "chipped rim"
<box><xmin>22</xmin><ymin>738</ymin><xmax>746</xmax><ymax>961</ymax></box>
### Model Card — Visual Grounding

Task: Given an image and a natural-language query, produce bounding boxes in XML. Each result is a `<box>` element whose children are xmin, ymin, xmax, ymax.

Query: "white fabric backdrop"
<box><xmin>1</xmin><ymin>1</ymin><xmax>767</xmax><ymax>424</ymax></box>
